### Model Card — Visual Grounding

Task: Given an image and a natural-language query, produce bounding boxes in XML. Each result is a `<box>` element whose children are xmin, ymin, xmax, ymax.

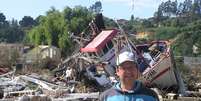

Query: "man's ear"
<box><xmin>116</xmin><ymin>68</ymin><xmax>120</xmax><ymax>76</ymax></box>
<box><xmin>115</xmin><ymin>67</ymin><xmax>118</xmax><ymax>72</ymax></box>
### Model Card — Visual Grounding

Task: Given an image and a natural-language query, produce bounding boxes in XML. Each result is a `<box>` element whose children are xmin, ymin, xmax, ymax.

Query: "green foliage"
<box><xmin>89</xmin><ymin>1</ymin><xmax>102</xmax><ymax>14</ymax></box>
<box><xmin>172</xmin><ymin>33</ymin><xmax>194</xmax><ymax>56</ymax></box>
<box><xmin>1</xmin><ymin>0</ymin><xmax>201</xmax><ymax>58</ymax></box>
<box><xmin>26</xmin><ymin>6</ymin><xmax>93</xmax><ymax>57</ymax></box>
<box><xmin>149</xmin><ymin>19</ymin><xmax>201</xmax><ymax>57</ymax></box>
<box><xmin>58</xmin><ymin>32</ymin><xmax>72</xmax><ymax>55</ymax></box>
<box><xmin>149</xmin><ymin>27</ymin><xmax>179</xmax><ymax>40</ymax></box>
<box><xmin>103</xmin><ymin>17</ymin><xmax>117</xmax><ymax>28</ymax></box>
<box><xmin>19</xmin><ymin>16</ymin><xmax>36</xmax><ymax>28</ymax></box>
<box><xmin>0</xmin><ymin>13</ymin><xmax>6</xmax><ymax>23</ymax></box>
<box><xmin>160</xmin><ymin>0</ymin><xmax>177</xmax><ymax>17</ymax></box>
<box><xmin>27</xmin><ymin>8</ymin><xmax>67</xmax><ymax>55</ymax></box>
<box><xmin>0</xmin><ymin>12</ymin><xmax>31</xmax><ymax>43</ymax></box>
<box><xmin>142</xmin><ymin>19</ymin><xmax>154</xmax><ymax>28</ymax></box>
<box><xmin>0</xmin><ymin>27</ymin><xmax>23</xmax><ymax>43</ymax></box>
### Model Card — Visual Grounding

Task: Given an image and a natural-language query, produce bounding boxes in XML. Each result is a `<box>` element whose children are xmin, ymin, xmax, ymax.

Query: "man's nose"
<box><xmin>125</xmin><ymin>68</ymin><xmax>132</xmax><ymax>73</ymax></box>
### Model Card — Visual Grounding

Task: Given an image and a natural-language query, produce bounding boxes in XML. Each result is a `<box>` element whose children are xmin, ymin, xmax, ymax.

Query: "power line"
<box><xmin>132</xmin><ymin>0</ymin><xmax>135</xmax><ymax>11</ymax></box>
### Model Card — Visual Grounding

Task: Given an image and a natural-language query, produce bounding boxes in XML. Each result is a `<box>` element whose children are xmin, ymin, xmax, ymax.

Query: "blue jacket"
<box><xmin>99</xmin><ymin>81</ymin><xmax>159</xmax><ymax>101</ymax></box>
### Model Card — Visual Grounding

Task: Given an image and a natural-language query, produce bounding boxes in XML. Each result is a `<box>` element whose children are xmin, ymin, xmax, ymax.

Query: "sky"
<box><xmin>0</xmin><ymin>0</ymin><xmax>184</xmax><ymax>21</ymax></box>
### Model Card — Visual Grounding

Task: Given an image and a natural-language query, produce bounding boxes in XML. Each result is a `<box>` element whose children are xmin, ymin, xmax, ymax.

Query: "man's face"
<box><xmin>116</xmin><ymin>61</ymin><xmax>140</xmax><ymax>82</ymax></box>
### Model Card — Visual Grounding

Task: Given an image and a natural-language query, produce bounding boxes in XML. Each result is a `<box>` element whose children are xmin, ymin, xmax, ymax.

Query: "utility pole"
<box><xmin>131</xmin><ymin>0</ymin><xmax>135</xmax><ymax>19</ymax></box>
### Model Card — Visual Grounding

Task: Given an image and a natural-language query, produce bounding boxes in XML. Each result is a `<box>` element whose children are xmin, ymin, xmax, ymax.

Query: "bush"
<box><xmin>150</xmin><ymin>27</ymin><xmax>179</xmax><ymax>40</ymax></box>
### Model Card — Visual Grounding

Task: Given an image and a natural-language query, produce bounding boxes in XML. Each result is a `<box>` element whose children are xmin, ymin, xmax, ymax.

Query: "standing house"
<box><xmin>24</xmin><ymin>45</ymin><xmax>61</xmax><ymax>64</ymax></box>
<box><xmin>39</xmin><ymin>45</ymin><xmax>61</xmax><ymax>61</ymax></box>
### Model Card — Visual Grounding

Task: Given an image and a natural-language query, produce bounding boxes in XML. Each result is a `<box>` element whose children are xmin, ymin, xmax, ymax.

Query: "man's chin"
<box><xmin>124</xmin><ymin>78</ymin><xmax>135</xmax><ymax>81</ymax></box>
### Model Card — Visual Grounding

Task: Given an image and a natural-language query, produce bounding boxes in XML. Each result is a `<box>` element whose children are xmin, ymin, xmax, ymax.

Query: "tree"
<box><xmin>35</xmin><ymin>15</ymin><xmax>44</xmax><ymax>25</ymax></box>
<box><xmin>0</xmin><ymin>27</ymin><xmax>24</xmax><ymax>43</ymax></box>
<box><xmin>154</xmin><ymin>10</ymin><xmax>163</xmax><ymax>25</ymax></box>
<box><xmin>94</xmin><ymin>13</ymin><xmax>105</xmax><ymax>31</ymax></box>
<box><xmin>171</xmin><ymin>0</ymin><xmax>178</xmax><ymax>16</ymax></box>
<box><xmin>19</xmin><ymin>16</ymin><xmax>36</xmax><ymax>27</ymax></box>
<box><xmin>0</xmin><ymin>13</ymin><xmax>6</xmax><ymax>23</ymax></box>
<box><xmin>0</xmin><ymin>12</ymin><xmax>7</xmax><ymax>28</ymax></box>
<box><xmin>104</xmin><ymin>17</ymin><xmax>117</xmax><ymax>28</ymax></box>
<box><xmin>27</xmin><ymin>6</ymin><xmax>93</xmax><ymax>56</ymax></box>
<box><xmin>10</xmin><ymin>19</ymin><xmax>18</xmax><ymax>27</ymax></box>
<box><xmin>142</xmin><ymin>19</ymin><xmax>153</xmax><ymax>28</ymax></box>
<box><xmin>163</xmin><ymin>0</ymin><xmax>172</xmax><ymax>16</ymax></box>
<box><xmin>70</xmin><ymin>6</ymin><xmax>93</xmax><ymax>34</ymax></box>
<box><xmin>157</xmin><ymin>0</ymin><xmax>178</xmax><ymax>17</ymax></box>
<box><xmin>89</xmin><ymin>1</ymin><xmax>102</xmax><ymax>13</ymax></box>
<box><xmin>178</xmin><ymin>0</ymin><xmax>193</xmax><ymax>17</ymax></box>
<box><xmin>63</xmin><ymin>7</ymin><xmax>72</xmax><ymax>21</ymax></box>
<box><xmin>131</xmin><ymin>15</ymin><xmax>134</xmax><ymax>21</ymax></box>
<box><xmin>192</xmin><ymin>0</ymin><xmax>201</xmax><ymax>16</ymax></box>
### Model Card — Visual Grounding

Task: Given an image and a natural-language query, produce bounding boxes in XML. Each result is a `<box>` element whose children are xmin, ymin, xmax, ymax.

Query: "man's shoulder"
<box><xmin>101</xmin><ymin>87</ymin><xmax>120</xmax><ymax>96</ymax></box>
<box><xmin>138</xmin><ymin>84</ymin><xmax>159</xmax><ymax>100</ymax></box>
<box><xmin>99</xmin><ymin>87</ymin><xmax>120</xmax><ymax>101</ymax></box>
<box><xmin>142</xmin><ymin>86</ymin><xmax>157</xmax><ymax>96</ymax></box>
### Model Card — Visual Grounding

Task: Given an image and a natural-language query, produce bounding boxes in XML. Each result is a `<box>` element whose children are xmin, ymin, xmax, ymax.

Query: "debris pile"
<box><xmin>0</xmin><ymin>17</ymin><xmax>201</xmax><ymax>101</ymax></box>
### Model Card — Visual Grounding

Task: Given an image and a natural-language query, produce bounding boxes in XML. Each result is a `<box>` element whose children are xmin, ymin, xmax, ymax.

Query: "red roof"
<box><xmin>81</xmin><ymin>29</ymin><xmax>118</xmax><ymax>52</ymax></box>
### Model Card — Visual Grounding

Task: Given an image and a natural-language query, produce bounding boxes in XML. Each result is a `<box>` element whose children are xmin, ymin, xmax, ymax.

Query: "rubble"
<box><xmin>0</xmin><ymin>19</ymin><xmax>201</xmax><ymax>101</ymax></box>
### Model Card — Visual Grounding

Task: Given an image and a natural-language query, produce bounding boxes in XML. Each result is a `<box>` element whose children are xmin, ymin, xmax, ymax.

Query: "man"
<box><xmin>99</xmin><ymin>51</ymin><xmax>159</xmax><ymax>101</ymax></box>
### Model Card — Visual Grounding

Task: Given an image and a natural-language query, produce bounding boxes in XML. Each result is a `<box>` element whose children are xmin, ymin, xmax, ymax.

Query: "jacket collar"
<box><xmin>114</xmin><ymin>80</ymin><xmax>142</xmax><ymax>94</ymax></box>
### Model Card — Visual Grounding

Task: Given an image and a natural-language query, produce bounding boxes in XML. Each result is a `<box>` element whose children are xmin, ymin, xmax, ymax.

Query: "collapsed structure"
<box><xmin>0</xmin><ymin>14</ymin><xmax>201</xmax><ymax>101</ymax></box>
<box><xmin>79</xmin><ymin>28</ymin><xmax>186</xmax><ymax>94</ymax></box>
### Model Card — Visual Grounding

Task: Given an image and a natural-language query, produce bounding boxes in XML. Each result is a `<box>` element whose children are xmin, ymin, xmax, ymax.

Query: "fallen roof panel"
<box><xmin>80</xmin><ymin>29</ymin><xmax>118</xmax><ymax>52</ymax></box>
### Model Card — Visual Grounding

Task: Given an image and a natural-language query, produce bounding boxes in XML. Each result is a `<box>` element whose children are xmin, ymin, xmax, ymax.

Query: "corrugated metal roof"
<box><xmin>80</xmin><ymin>29</ymin><xmax>118</xmax><ymax>52</ymax></box>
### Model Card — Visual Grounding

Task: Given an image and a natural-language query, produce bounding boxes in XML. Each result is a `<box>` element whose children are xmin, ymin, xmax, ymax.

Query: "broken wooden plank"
<box><xmin>52</xmin><ymin>92</ymin><xmax>100</xmax><ymax>101</ymax></box>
